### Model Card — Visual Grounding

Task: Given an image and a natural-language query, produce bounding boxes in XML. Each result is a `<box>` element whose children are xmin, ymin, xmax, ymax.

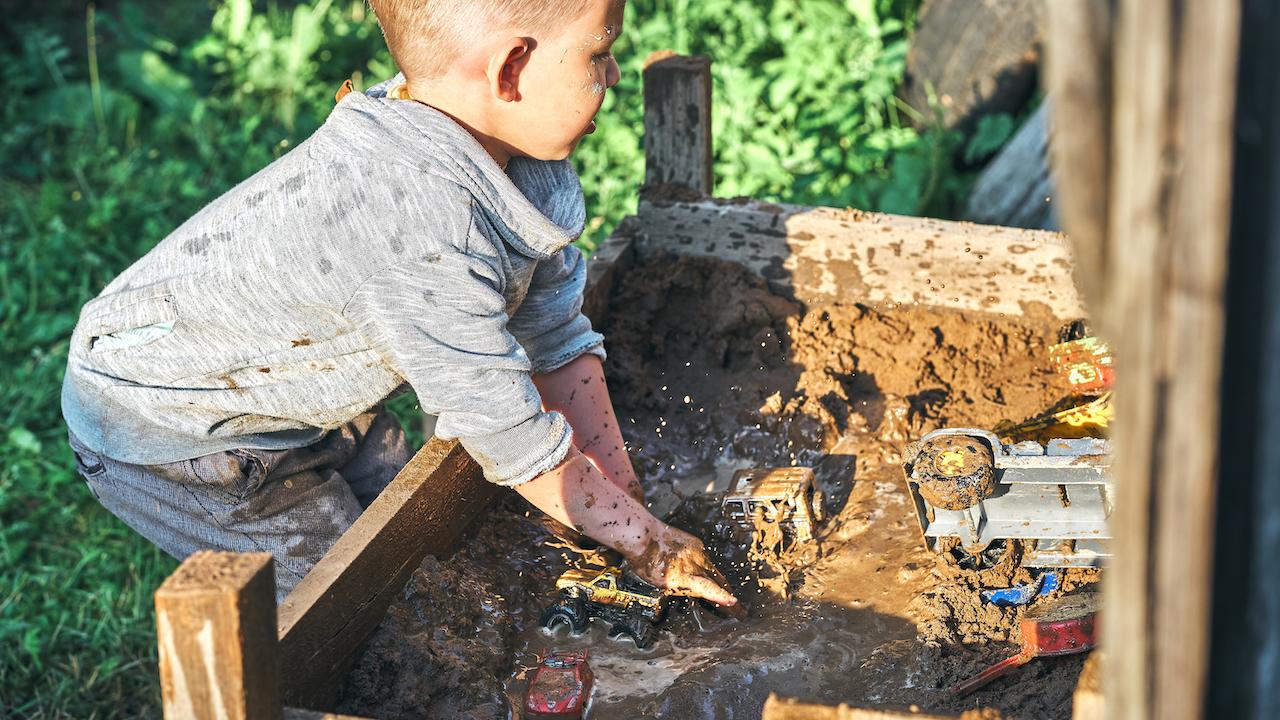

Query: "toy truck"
<box><xmin>902</xmin><ymin>428</ymin><xmax>1112</xmax><ymax>570</ymax></box>
<box><xmin>540</xmin><ymin>566</ymin><xmax>668</xmax><ymax>649</ymax></box>
<box><xmin>718</xmin><ymin>467</ymin><xmax>825</xmax><ymax>544</ymax></box>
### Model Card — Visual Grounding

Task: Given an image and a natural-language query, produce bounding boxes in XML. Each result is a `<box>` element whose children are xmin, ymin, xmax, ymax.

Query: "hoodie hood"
<box><xmin>324</xmin><ymin>74</ymin><xmax>586</xmax><ymax>260</ymax></box>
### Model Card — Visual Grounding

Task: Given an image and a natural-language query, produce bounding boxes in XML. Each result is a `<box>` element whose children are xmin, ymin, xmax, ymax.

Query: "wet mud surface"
<box><xmin>340</xmin><ymin>252</ymin><xmax>1096</xmax><ymax>719</ymax></box>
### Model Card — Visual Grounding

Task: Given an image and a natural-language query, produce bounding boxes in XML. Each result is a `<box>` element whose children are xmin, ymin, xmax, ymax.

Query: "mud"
<box><xmin>339</xmin><ymin>252</ymin><xmax>1097</xmax><ymax>719</ymax></box>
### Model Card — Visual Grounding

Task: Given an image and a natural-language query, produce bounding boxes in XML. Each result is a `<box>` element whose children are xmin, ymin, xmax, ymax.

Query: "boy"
<box><xmin>62</xmin><ymin>0</ymin><xmax>738</xmax><ymax>610</ymax></box>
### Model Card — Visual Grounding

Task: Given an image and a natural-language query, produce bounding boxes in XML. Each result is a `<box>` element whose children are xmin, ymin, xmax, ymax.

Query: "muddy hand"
<box><xmin>626</xmin><ymin>523</ymin><xmax>741</xmax><ymax>612</ymax></box>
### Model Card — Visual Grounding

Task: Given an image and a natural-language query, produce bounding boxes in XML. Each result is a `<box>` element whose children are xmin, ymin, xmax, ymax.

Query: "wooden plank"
<box><xmin>1044</xmin><ymin>0</ymin><xmax>1114</xmax><ymax>311</ymax></box>
<box><xmin>275</xmin><ymin>437</ymin><xmax>494</xmax><ymax>709</ymax></box>
<box><xmin>760</xmin><ymin>694</ymin><xmax>997</xmax><ymax>720</ymax></box>
<box><xmin>155</xmin><ymin>551</ymin><xmax>281</xmax><ymax>720</ymax></box>
<box><xmin>631</xmin><ymin>197</ymin><xmax>1085</xmax><ymax>320</ymax></box>
<box><xmin>1205</xmin><ymin>2</ymin><xmax>1280</xmax><ymax>716</ymax></box>
<box><xmin>1150</xmin><ymin>2</ymin><xmax>1239</xmax><ymax>718</ymax></box>
<box><xmin>643</xmin><ymin>52</ymin><xmax>713</xmax><ymax>195</ymax></box>
<box><xmin>1049</xmin><ymin>1</ymin><xmax>1241</xmax><ymax>718</ymax></box>
<box><xmin>1073</xmin><ymin>651</ymin><xmax>1103</xmax><ymax>720</ymax></box>
<box><xmin>582</xmin><ymin>223</ymin><xmax>636</xmax><ymax>328</ymax></box>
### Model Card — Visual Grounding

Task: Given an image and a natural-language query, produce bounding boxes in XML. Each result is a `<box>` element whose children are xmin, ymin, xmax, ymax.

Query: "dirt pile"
<box><xmin>340</xmin><ymin>251</ymin><xmax>1095</xmax><ymax>719</ymax></box>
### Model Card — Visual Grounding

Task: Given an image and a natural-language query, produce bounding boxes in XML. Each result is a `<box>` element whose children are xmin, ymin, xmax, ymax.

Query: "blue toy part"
<box><xmin>980</xmin><ymin>571</ymin><xmax>1061</xmax><ymax>607</ymax></box>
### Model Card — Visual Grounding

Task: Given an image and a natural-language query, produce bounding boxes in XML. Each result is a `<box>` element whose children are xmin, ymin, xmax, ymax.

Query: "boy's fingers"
<box><xmin>677</xmin><ymin>573</ymin><xmax>738</xmax><ymax>608</ymax></box>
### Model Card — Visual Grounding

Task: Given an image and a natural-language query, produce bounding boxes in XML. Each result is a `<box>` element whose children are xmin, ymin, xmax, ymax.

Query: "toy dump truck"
<box><xmin>902</xmin><ymin>428</ymin><xmax>1112</xmax><ymax>570</ymax></box>
<box><xmin>540</xmin><ymin>566</ymin><xmax>668</xmax><ymax>649</ymax></box>
<box><xmin>719</xmin><ymin>467</ymin><xmax>824</xmax><ymax>544</ymax></box>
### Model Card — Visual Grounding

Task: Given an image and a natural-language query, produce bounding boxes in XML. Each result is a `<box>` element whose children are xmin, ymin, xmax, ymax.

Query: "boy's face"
<box><xmin>501</xmin><ymin>0</ymin><xmax>625</xmax><ymax>160</ymax></box>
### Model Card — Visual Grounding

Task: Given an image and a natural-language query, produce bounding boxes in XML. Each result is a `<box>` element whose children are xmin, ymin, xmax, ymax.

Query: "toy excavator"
<box><xmin>902</xmin><ymin>321</ymin><xmax>1114</xmax><ymax>571</ymax></box>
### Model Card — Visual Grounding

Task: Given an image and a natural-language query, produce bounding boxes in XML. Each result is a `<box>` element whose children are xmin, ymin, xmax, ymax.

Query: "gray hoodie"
<box><xmin>61</xmin><ymin>79</ymin><xmax>604</xmax><ymax>487</ymax></box>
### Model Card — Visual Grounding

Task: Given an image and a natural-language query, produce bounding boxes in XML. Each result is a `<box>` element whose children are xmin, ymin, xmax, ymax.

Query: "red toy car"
<box><xmin>524</xmin><ymin>650</ymin><xmax>594</xmax><ymax>720</ymax></box>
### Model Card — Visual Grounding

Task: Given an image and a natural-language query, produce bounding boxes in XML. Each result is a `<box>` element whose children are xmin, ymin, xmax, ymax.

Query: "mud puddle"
<box><xmin>340</xmin><ymin>252</ymin><xmax>1095</xmax><ymax>719</ymax></box>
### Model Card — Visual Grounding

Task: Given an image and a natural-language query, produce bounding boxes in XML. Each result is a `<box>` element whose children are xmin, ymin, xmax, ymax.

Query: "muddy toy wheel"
<box><xmin>914</xmin><ymin>435</ymin><xmax>996</xmax><ymax>510</ymax></box>
<box><xmin>610</xmin><ymin>612</ymin><xmax>658</xmax><ymax>649</ymax></box>
<box><xmin>540</xmin><ymin>597</ymin><xmax>588</xmax><ymax>635</ymax></box>
<box><xmin>810</xmin><ymin>488</ymin><xmax>827</xmax><ymax>523</ymax></box>
<box><xmin>938</xmin><ymin>537</ymin><xmax>1023</xmax><ymax>584</ymax></box>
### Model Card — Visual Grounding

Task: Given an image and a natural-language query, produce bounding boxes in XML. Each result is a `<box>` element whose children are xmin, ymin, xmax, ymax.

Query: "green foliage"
<box><xmin>964</xmin><ymin>113</ymin><xmax>1017</xmax><ymax>165</ymax></box>
<box><xmin>0</xmin><ymin>0</ymin><xmax>992</xmax><ymax>715</ymax></box>
<box><xmin>573</xmin><ymin>0</ymin><xmax>978</xmax><ymax>248</ymax></box>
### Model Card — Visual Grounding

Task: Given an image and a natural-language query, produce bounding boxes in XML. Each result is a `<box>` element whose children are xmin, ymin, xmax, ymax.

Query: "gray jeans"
<box><xmin>68</xmin><ymin>408</ymin><xmax>410</xmax><ymax>600</ymax></box>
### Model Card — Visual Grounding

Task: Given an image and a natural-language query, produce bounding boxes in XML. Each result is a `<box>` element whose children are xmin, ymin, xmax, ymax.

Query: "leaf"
<box><xmin>8</xmin><ymin>427</ymin><xmax>43</xmax><ymax>455</ymax></box>
<box><xmin>226</xmin><ymin>0</ymin><xmax>253</xmax><ymax>45</ymax></box>
<box><xmin>846</xmin><ymin>0</ymin><xmax>880</xmax><ymax>32</ymax></box>
<box><xmin>964</xmin><ymin>113</ymin><xmax>1017</xmax><ymax>164</ymax></box>
<box><xmin>115</xmin><ymin>50</ymin><xmax>197</xmax><ymax>118</ymax></box>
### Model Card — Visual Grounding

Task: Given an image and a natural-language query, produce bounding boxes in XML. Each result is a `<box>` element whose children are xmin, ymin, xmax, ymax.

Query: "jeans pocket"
<box><xmin>186</xmin><ymin>450</ymin><xmax>264</xmax><ymax>503</ymax></box>
<box><xmin>67</xmin><ymin>435</ymin><xmax>107</xmax><ymax>479</ymax></box>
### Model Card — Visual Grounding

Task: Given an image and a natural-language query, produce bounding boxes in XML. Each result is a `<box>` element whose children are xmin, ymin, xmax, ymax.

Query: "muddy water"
<box><xmin>340</xmin><ymin>253</ymin><xmax>1093</xmax><ymax>719</ymax></box>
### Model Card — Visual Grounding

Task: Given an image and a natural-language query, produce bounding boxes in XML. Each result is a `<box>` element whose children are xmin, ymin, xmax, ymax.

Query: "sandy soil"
<box><xmin>339</xmin><ymin>252</ymin><xmax>1097</xmax><ymax>719</ymax></box>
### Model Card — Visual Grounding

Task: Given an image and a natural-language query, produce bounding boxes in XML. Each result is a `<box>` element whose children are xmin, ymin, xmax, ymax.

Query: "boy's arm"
<box><xmin>532</xmin><ymin>353</ymin><xmax>643</xmax><ymax>503</ymax></box>
<box><xmin>514</xmin><ymin>446</ymin><xmax>739</xmax><ymax>609</ymax></box>
<box><xmin>507</xmin><ymin>244</ymin><xmax>605</xmax><ymax>380</ymax></box>
<box><xmin>346</xmin><ymin>247</ymin><xmax>735</xmax><ymax>606</ymax></box>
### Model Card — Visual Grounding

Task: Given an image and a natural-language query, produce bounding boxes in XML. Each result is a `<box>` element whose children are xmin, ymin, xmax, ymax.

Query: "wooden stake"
<box><xmin>643</xmin><ymin>52</ymin><xmax>713</xmax><ymax>196</ymax></box>
<box><xmin>275</xmin><ymin>437</ymin><xmax>492</xmax><ymax>709</ymax></box>
<box><xmin>155</xmin><ymin>551</ymin><xmax>281</xmax><ymax>720</ymax></box>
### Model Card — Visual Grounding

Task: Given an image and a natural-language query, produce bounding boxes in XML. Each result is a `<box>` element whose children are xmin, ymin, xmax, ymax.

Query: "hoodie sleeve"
<box><xmin>507</xmin><ymin>244</ymin><xmax>606</xmax><ymax>375</ymax></box>
<box><xmin>345</xmin><ymin>250</ymin><xmax>573</xmax><ymax>487</ymax></box>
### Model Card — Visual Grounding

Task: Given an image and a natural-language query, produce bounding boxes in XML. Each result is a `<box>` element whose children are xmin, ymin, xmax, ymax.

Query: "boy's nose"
<box><xmin>605</xmin><ymin>58</ymin><xmax>621</xmax><ymax>89</ymax></box>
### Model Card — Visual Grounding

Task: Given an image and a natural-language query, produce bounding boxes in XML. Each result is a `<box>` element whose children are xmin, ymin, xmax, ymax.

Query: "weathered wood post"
<box><xmin>642</xmin><ymin>52</ymin><xmax>713</xmax><ymax>196</ymax></box>
<box><xmin>1047</xmin><ymin>0</ymin><xmax>1242</xmax><ymax>718</ymax></box>
<box><xmin>155</xmin><ymin>552</ymin><xmax>282</xmax><ymax>720</ymax></box>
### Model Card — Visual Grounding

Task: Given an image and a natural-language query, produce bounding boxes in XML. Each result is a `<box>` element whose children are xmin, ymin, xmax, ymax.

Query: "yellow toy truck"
<box><xmin>540</xmin><ymin>565</ymin><xmax>668</xmax><ymax>649</ymax></box>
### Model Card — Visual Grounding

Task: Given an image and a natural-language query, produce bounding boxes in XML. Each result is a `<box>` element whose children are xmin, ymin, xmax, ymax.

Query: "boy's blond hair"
<box><xmin>370</xmin><ymin>0</ymin><xmax>591</xmax><ymax>81</ymax></box>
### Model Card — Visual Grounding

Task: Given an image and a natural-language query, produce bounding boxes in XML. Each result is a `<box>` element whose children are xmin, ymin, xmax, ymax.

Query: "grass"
<box><xmin>0</xmin><ymin>0</ymin><xmax>1003</xmax><ymax>715</ymax></box>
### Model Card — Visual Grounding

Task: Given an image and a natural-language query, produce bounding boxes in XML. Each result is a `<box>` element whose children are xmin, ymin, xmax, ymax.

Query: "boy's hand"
<box><xmin>623</xmin><ymin>522</ymin><xmax>740</xmax><ymax>610</ymax></box>
<box><xmin>515</xmin><ymin>447</ymin><xmax>740</xmax><ymax>611</ymax></box>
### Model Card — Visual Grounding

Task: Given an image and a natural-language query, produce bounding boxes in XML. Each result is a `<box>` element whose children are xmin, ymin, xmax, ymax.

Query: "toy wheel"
<box><xmin>913</xmin><ymin>435</ymin><xmax>996</xmax><ymax>510</ymax></box>
<box><xmin>540</xmin><ymin>597</ymin><xmax>587</xmax><ymax>635</ymax></box>
<box><xmin>937</xmin><ymin>537</ymin><xmax>1022</xmax><ymax>584</ymax></box>
<box><xmin>610</xmin><ymin>612</ymin><xmax>657</xmax><ymax>649</ymax></box>
<box><xmin>1059</xmin><ymin>319</ymin><xmax>1094</xmax><ymax>344</ymax></box>
<box><xmin>810</xmin><ymin>489</ymin><xmax>827</xmax><ymax>523</ymax></box>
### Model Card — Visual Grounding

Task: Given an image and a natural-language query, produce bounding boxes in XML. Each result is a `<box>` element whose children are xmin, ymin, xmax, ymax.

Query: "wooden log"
<box><xmin>760</xmin><ymin>694</ymin><xmax>999</xmax><ymax>720</ymax></box>
<box><xmin>642</xmin><ymin>52</ymin><xmax>713</xmax><ymax>196</ymax></box>
<box><xmin>275</xmin><ymin>437</ymin><xmax>493</xmax><ymax>709</ymax></box>
<box><xmin>963</xmin><ymin>103</ymin><xmax>1057</xmax><ymax>231</ymax></box>
<box><xmin>155</xmin><ymin>551</ymin><xmax>281</xmax><ymax>720</ymax></box>
<box><xmin>901</xmin><ymin>0</ymin><xmax>1044</xmax><ymax>137</ymax></box>
<box><xmin>630</xmin><ymin>197</ymin><xmax>1084</xmax><ymax>320</ymax></box>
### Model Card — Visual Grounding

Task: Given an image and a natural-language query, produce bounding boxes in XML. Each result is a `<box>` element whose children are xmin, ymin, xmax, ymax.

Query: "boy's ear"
<box><xmin>488</xmin><ymin>37</ymin><xmax>535</xmax><ymax>102</ymax></box>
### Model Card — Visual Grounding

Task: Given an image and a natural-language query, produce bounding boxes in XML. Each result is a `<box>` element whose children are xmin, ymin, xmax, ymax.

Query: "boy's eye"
<box><xmin>593</xmin><ymin>52</ymin><xmax>614</xmax><ymax>62</ymax></box>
